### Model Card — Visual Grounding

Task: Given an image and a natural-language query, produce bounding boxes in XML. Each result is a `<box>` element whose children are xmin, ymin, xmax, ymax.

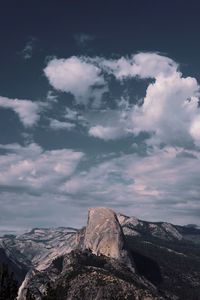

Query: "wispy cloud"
<box><xmin>88</xmin><ymin>108</ymin><xmax>131</xmax><ymax>140</ymax></box>
<box><xmin>1</xmin><ymin>52</ymin><xmax>200</xmax><ymax>231</ymax></box>
<box><xmin>0</xmin><ymin>96</ymin><xmax>41</xmax><ymax>127</ymax></box>
<box><xmin>0</xmin><ymin>143</ymin><xmax>85</xmax><ymax>231</ymax></box>
<box><xmin>61</xmin><ymin>146</ymin><xmax>200</xmax><ymax>225</ymax></box>
<box><xmin>1</xmin><ymin>143</ymin><xmax>200</xmax><ymax>230</ymax></box>
<box><xmin>74</xmin><ymin>33</ymin><xmax>95</xmax><ymax>48</ymax></box>
<box><xmin>0</xmin><ymin>143</ymin><xmax>84</xmax><ymax>194</ymax></box>
<box><xmin>97</xmin><ymin>52</ymin><xmax>178</xmax><ymax>79</ymax></box>
<box><xmin>21</xmin><ymin>37</ymin><xmax>37</xmax><ymax>60</ymax></box>
<box><xmin>49</xmin><ymin>119</ymin><xmax>75</xmax><ymax>130</ymax></box>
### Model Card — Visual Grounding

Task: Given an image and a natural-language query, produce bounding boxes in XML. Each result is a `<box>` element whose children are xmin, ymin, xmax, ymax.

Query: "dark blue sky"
<box><xmin>1</xmin><ymin>0</ymin><xmax>200</xmax><ymax>98</ymax></box>
<box><xmin>0</xmin><ymin>0</ymin><xmax>200</xmax><ymax>234</ymax></box>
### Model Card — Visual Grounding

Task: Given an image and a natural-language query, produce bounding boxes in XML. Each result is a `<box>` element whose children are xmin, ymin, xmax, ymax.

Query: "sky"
<box><xmin>0</xmin><ymin>0</ymin><xmax>200</xmax><ymax>234</ymax></box>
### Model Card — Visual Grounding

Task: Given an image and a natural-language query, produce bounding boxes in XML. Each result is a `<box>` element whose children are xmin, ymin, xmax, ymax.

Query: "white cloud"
<box><xmin>190</xmin><ymin>115</ymin><xmax>200</xmax><ymax>146</ymax></box>
<box><xmin>86</xmin><ymin>105</ymin><xmax>133</xmax><ymax>141</ymax></box>
<box><xmin>0</xmin><ymin>143</ymin><xmax>84</xmax><ymax>193</ymax></box>
<box><xmin>61</xmin><ymin>146</ymin><xmax>200</xmax><ymax>225</ymax></box>
<box><xmin>98</xmin><ymin>52</ymin><xmax>178</xmax><ymax>80</ymax></box>
<box><xmin>0</xmin><ymin>96</ymin><xmax>41</xmax><ymax>127</ymax></box>
<box><xmin>131</xmin><ymin>71</ymin><xmax>200</xmax><ymax>148</ymax></box>
<box><xmin>65</xmin><ymin>107</ymin><xmax>78</xmax><ymax>120</ymax></box>
<box><xmin>46</xmin><ymin>91</ymin><xmax>58</xmax><ymax>103</ymax></box>
<box><xmin>49</xmin><ymin>119</ymin><xmax>75</xmax><ymax>130</ymax></box>
<box><xmin>44</xmin><ymin>52</ymin><xmax>200</xmax><ymax>145</ymax></box>
<box><xmin>65</xmin><ymin>107</ymin><xmax>85</xmax><ymax>122</ymax></box>
<box><xmin>86</xmin><ymin>52</ymin><xmax>200</xmax><ymax>147</ymax></box>
<box><xmin>0</xmin><ymin>143</ymin><xmax>85</xmax><ymax>232</ymax></box>
<box><xmin>1</xmin><ymin>143</ymin><xmax>200</xmax><ymax>230</ymax></box>
<box><xmin>2</xmin><ymin>52</ymin><xmax>200</xmax><ymax>231</ymax></box>
<box><xmin>89</xmin><ymin>125</ymin><xmax>122</xmax><ymax>140</ymax></box>
<box><xmin>44</xmin><ymin>56</ymin><xmax>108</xmax><ymax>106</ymax></box>
<box><xmin>21</xmin><ymin>37</ymin><xmax>36</xmax><ymax>60</ymax></box>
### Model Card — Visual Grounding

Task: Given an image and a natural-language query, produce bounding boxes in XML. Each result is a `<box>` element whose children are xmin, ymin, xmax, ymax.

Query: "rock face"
<box><xmin>0</xmin><ymin>227</ymin><xmax>79</xmax><ymax>274</ymax></box>
<box><xmin>18</xmin><ymin>207</ymin><xmax>136</xmax><ymax>299</ymax></box>
<box><xmin>41</xmin><ymin>250</ymin><xmax>166</xmax><ymax>300</ymax></box>
<box><xmin>16</xmin><ymin>228</ymin><xmax>84</xmax><ymax>300</ymax></box>
<box><xmin>84</xmin><ymin>207</ymin><xmax>125</xmax><ymax>259</ymax></box>
<box><xmin>19</xmin><ymin>249</ymin><xmax>167</xmax><ymax>300</ymax></box>
<box><xmin>1</xmin><ymin>207</ymin><xmax>200</xmax><ymax>299</ymax></box>
<box><xmin>117</xmin><ymin>213</ymin><xmax>183</xmax><ymax>241</ymax></box>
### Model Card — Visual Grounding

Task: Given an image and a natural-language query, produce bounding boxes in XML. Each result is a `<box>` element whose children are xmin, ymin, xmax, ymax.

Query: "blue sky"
<box><xmin>0</xmin><ymin>0</ymin><xmax>200</xmax><ymax>233</ymax></box>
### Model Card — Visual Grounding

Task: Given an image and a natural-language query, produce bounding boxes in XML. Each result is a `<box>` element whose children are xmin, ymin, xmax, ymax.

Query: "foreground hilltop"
<box><xmin>0</xmin><ymin>207</ymin><xmax>200</xmax><ymax>299</ymax></box>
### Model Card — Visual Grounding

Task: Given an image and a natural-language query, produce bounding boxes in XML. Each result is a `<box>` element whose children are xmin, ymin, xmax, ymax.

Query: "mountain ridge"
<box><xmin>0</xmin><ymin>208</ymin><xmax>200</xmax><ymax>299</ymax></box>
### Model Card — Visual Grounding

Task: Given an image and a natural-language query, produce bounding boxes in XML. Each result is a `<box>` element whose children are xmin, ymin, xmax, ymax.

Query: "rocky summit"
<box><xmin>84</xmin><ymin>207</ymin><xmax>133</xmax><ymax>270</ymax></box>
<box><xmin>84</xmin><ymin>207</ymin><xmax>124</xmax><ymax>259</ymax></box>
<box><xmin>0</xmin><ymin>207</ymin><xmax>200</xmax><ymax>299</ymax></box>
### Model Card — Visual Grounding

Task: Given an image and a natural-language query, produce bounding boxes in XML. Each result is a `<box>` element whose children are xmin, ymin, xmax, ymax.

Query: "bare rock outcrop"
<box><xmin>84</xmin><ymin>207</ymin><xmax>133</xmax><ymax>269</ymax></box>
<box><xmin>42</xmin><ymin>249</ymin><xmax>166</xmax><ymax>300</ymax></box>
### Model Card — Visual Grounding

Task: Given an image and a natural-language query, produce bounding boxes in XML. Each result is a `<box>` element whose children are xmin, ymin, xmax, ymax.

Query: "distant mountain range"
<box><xmin>0</xmin><ymin>207</ymin><xmax>200</xmax><ymax>299</ymax></box>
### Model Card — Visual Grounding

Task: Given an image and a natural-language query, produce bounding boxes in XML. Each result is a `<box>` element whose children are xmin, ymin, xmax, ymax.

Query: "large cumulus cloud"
<box><xmin>44</xmin><ymin>53</ymin><xmax>200</xmax><ymax>148</ymax></box>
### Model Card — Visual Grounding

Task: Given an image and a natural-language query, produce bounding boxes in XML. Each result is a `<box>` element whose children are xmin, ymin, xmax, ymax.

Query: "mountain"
<box><xmin>123</xmin><ymin>216</ymin><xmax>200</xmax><ymax>246</ymax></box>
<box><xmin>34</xmin><ymin>249</ymin><xmax>166</xmax><ymax>300</ymax></box>
<box><xmin>118</xmin><ymin>214</ymin><xmax>200</xmax><ymax>299</ymax></box>
<box><xmin>17</xmin><ymin>207</ymin><xmax>168</xmax><ymax>300</ymax></box>
<box><xmin>0</xmin><ymin>227</ymin><xmax>79</xmax><ymax>272</ymax></box>
<box><xmin>0</xmin><ymin>208</ymin><xmax>200</xmax><ymax>299</ymax></box>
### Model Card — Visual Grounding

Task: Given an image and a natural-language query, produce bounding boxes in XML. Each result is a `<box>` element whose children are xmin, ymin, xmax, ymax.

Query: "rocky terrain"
<box><xmin>38</xmin><ymin>249</ymin><xmax>167</xmax><ymax>300</ymax></box>
<box><xmin>0</xmin><ymin>227</ymin><xmax>79</xmax><ymax>272</ymax></box>
<box><xmin>0</xmin><ymin>207</ymin><xmax>200</xmax><ymax>299</ymax></box>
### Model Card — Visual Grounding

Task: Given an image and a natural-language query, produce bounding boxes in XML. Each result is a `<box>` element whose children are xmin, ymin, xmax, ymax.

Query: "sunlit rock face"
<box><xmin>2</xmin><ymin>207</ymin><xmax>200</xmax><ymax>300</ymax></box>
<box><xmin>84</xmin><ymin>207</ymin><xmax>131</xmax><ymax>265</ymax></box>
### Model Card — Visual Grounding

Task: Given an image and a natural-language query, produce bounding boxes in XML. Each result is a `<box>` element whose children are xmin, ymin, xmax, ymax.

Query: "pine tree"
<box><xmin>0</xmin><ymin>263</ymin><xmax>18</xmax><ymax>300</ymax></box>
